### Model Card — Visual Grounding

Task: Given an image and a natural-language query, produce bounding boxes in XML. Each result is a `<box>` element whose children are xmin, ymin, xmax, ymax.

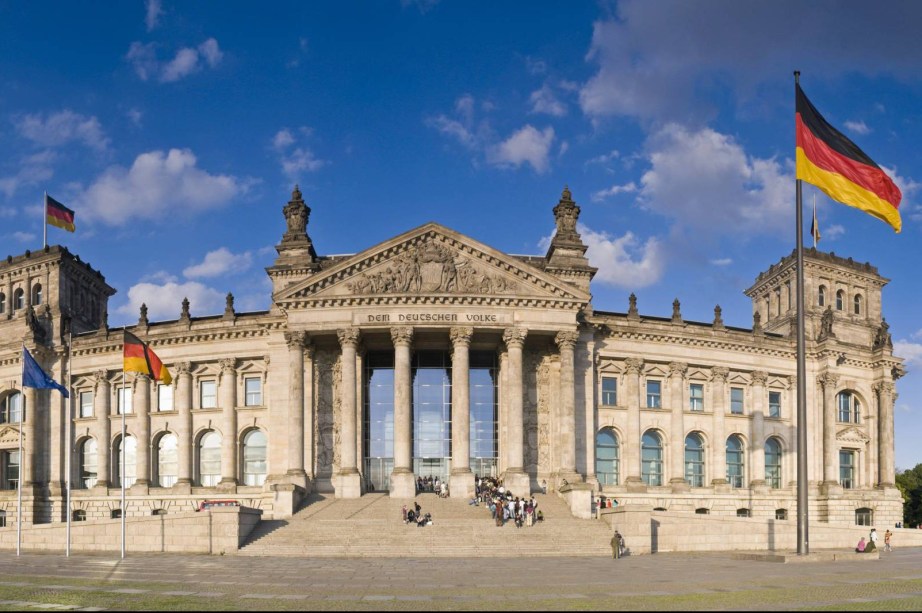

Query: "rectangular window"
<box><xmin>769</xmin><ymin>391</ymin><xmax>781</xmax><ymax>418</ymax></box>
<box><xmin>158</xmin><ymin>384</ymin><xmax>173</xmax><ymax>412</ymax></box>
<box><xmin>840</xmin><ymin>450</ymin><xmax>855</xmax><ymax>489</ymax></box>
<box><xmin>689</xmin><ymin>383</ymin><xmax>704</xmax><ymax>412</ymax></box>
<box><xmin>200</xmin><ymin>381</ymin><xmax>217</xmax><ymax>409</ymax></box>
<box><xmin>601</xmin><ymin>377</ymin><xmax>617</xmax><ymax>406</ymax></box>
<box><xmin>646</xmin><ymin>380</ymin><xmax>662</xmax><ymax>409</ymax></box>
<box><xmin>79</xmin><ymin>391</ymin><xmax>94</xmax><ymax>418</ymax></box>
<box><xmin>245</xmin><ymin>377</ymin><xmax>263</xmax><ymax>407</ymax></box>
<box><xmin>117</xmin><ymin>387</ymin><xmax>132</xmax><ymax>415</ymax></box>
<box><xmin>730</xmin><ymin>387</ymin><xmax>744</xmax><ymax>415</ymax></box>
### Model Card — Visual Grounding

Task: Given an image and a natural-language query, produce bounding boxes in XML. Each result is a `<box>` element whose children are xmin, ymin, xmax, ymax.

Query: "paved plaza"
<box><xmin>0</xmin><ymin>548</ymin><xmax>920</xmax><ymax>610</ymax></box>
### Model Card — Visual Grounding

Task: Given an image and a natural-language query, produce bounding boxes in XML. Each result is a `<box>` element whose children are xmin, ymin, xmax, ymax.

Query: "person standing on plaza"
<box><xmin>869</xmin><ymin>528</ymin><xmax>879</xmax><ymax>550</ymax></box>
<box><xmin>884</xmin><ymin>529</ymin><xmax>893</xmax><ymax>552</ymax></box>
<box><xmin>611</xmin><ymin>531</ymin><xmax>624</xmax><ymax>559</ymax></box>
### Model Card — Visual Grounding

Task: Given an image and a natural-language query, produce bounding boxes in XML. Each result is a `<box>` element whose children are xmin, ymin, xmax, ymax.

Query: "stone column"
<box><xmin>336</xmin><ymin>328</ymin><xmax>362</xmax><ymax>498</ymax></box>
<box><xmin>219</xmin><ymin>358</ymin><xmax>238</xmax><ymax>488</ymax></box>
<box><xmin>285</xmin><ymin>331</ymin><xmax>308</xmax><ymax>488</ymax></box>
<box><xmin>94</xmin><ymin>371</ymin><xmax>111</xmax><ymax>489</ymax></box>
<box><xmin>303</xmin><ymin>348</ymin><xmax>314</xmax><ymax>483</ymax></box>
<box><xmin>450</xmin><ymin>326</ymin><xmax>474</xmax><ymax>498</ymax></box>
<box><xmin>820</xmin><ymin>373</ymin><xmax>839</xmax><ymax>488</ymax></box>
<box><xmin>390</xmin><ymin>326</ymin><xmax>415</xmax><ymax>498</ymax></box>
<box><xmin>22</xmin><ymin>387</ymin><xmax>37</xmax><ymax>486</ymax></box>
<box><xmin>502</xmin><ymin>327</ymin><xmax>529</xmax><ymax>494</ymax></box>
<box><xmin>555</xmin><ymin>331</ymin><xmax>580</xmax><ymax>484</ymax></box>
<box><xmin>875</xmin><ymin>381</ymin><xmax>895</xmax><ymax>488</ymax></box>
<box><xmin>668</xmin><ymin>362</ymin><xmax>688</xmax><ymax>492</ymax></box>
<box><xmin>624</xmin><ymin>358</ymin><xmax>644</xmax><ymax>491</ymax></box>
<box><xmin>174</xmin><ymin>362</ymin><xmax>193</xmax><ymax>491</ymax></box>
<box><xmin>133</xmin><ymin>375</ymin><xmax>151</xmax><ymax>490</ymax></box>
<box><xmin>750</xmin><ymin>371</ymin><xmax>768</xmax><ymax>490</ymax></box>
<box><xmin>710</xmin><ymin>368</ymin><xmax>729</xmax><ymax>488</ymax></box>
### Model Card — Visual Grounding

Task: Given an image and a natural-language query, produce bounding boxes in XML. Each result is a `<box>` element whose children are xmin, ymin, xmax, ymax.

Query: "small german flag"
<box><xmin>123</xmin><ymin>330</ymin><xmax>172</xmax><ymax>384</ymax></box>
<box><xmin>46</xmin><ymin>194</ymin><xmax>75</xmax><ymax>233</ymax></box>
<box><xmin>796</xmin><ymin>84</ymin><xmax>901</xmax><ymax>233</ymax></box>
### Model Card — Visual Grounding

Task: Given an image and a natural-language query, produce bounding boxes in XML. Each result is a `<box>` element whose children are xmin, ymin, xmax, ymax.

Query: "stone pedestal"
<box><xmin>336</xmin><ymin>471</ymin><xmax>363</xmax><ymax>499</ymax></box>
<box><xmin>450</xmin><ymin>470</ymin><xmax>475</xmax><ymax>499</ymax></box>
<box><xmin>560</xmin><ymin>481</ymin><xmax>594</xmax><ymax>519</ymax></box>
<box><xmin>389</xmin><ymin>470</ymin><xmax>417</xmax><ymax>499</ymax></box>
<box><xmin>503</xmin><ymin>470</ymin><xmax>531</xmax><ymax>497</ymax></box>
<box><xmin>605</xmin><ymin>505</ymin><xmax>653</xmax><ymax>555</ymax></box>
<box><xmin>669</xmin><ymin>477</ymin><xmax>690</xmax><ymax>493</ymax></box>
<box><xmin>286</xmin><ymin>469</ymin><xmax>311</xmax><ymax>491</ymax></box>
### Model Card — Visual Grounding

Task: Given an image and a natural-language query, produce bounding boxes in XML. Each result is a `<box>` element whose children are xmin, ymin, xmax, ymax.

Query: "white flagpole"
<box><xmin>65</xmin><ymin>327</ymin><xmax>73</xmax><ymax>557</ymax></box>
<box><xmin>812</xmin><ymin>193</ymin><xmax>818</xmax><ymax>249</ymax></box>
<box><xmin>16</xmin><ymin>380</ymin><xmax>22</xmax><ymax>557</ymax></box>
<box><xmin>43</xmin><ymin>192</ymin><xmax>47</xmax><ymax>250</ymax></box>
<box><xmin>120</xmin><ymin>370</ymin><xmax>126</xmax><ymax>559</ymax></box>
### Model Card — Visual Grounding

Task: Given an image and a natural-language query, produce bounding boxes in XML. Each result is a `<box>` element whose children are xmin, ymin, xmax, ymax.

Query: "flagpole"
<box><xmin>812</xmin><ymin>193</ymin><xmax>817</xmax><ymax>249</ymax></box>
<box><xmin>120</xmin><ymin>370</ymin><xmax>126</xmax><ymax>560</ymax></box>
<box><xmin>794</xmin><ymin>70</ymin><xmax>810</xmax><ymax>556</ymax></box>
<box><xmin>65</xmin><ymin>327</ymin><xmax>73</xmax><ymax>557</ymax></box>
<box><xmin>16</xmin><ymin>377</ymin><xmax>22</xmax><ymax>557</ymax></box>
<box><xmin>43</xmin><ymin>192</ymin><xmax>47</xmax><ymax>250</ymax></box>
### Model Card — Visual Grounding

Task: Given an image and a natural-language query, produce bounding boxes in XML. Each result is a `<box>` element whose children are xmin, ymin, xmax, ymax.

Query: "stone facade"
<box><xmin>0</xmin><ymin>186</ymin><xmax>903</xmax><ymax>531</ymax></box>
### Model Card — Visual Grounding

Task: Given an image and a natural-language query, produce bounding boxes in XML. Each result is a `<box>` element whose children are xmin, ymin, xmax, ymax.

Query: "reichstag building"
<box><xmin>0</xmin><ymin>187</ymin><xmax>904</xmax><ymax>527</ymax></box>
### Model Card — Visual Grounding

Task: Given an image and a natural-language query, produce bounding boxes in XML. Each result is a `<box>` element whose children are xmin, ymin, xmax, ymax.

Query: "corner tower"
<box><xmin>266</xmin><ymin>185</ymin><xmax>321</xmax><ymax>297</ymax></box>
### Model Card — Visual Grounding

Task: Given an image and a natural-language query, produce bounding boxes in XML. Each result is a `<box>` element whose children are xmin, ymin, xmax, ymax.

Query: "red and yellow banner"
<box><xmin>46</xmin><ymin>194</ymin><xmax>75</xmax><ymax>233</ymax></box>
<box><xmin>124</xmin><ymin>331</ymin><xmax>172</xmax><ymax>384</ymax></box>
<box><xmin>796</xmin><ymin>84</ymin><xmax>901</xmax><ymax>233</ymax></box>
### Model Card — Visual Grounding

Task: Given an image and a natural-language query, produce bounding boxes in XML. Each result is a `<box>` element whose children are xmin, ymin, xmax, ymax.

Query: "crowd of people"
<box><xmin>855</xmin><ymin>528</ymin><xmax>893</xmax><ymax>553</ymax></box>
<box><xmin>416</xmin><ymin>475</ymin><xmax>449</xmax><ymax>498</ymax></box>
<box><xmin>470</xmin><ymin>476</ymin><xmax>544</xmax><ymax>527</ymax></box>
<box><xmin>402</xmin><ymin>501</ymin><xmax>433</xmax><ymax>527</ymax></box>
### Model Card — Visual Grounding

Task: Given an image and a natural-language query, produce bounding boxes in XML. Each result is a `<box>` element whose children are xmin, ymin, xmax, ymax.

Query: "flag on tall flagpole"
<box><xmin>123</xmin><ymin>331</ymin><xmax>172</xmax><ymax>384</ymax></box>
<box><xmin>811</xmin><ymin>194</ymin><xmax>821</xmax><ymax>247</ymax></box>
<box><xmin>22</xmin><ymin>345</ymin><xmax>69</xmax><ymax>397</ymax></box>
<box><xmin>795</xmin><ymin>84</ymin><xmax>902</xmax><ymax>232</ymax></box>
<box><xmin>45</xmin><ymin>194</ymin><xmax>75</xmax><ymax>233</ymax></box>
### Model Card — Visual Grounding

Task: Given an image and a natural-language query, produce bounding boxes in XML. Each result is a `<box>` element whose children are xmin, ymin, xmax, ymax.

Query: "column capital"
<box><xmin>624</xmin><ymin>357</ymin><xmax>644</xmax><ymax>374</ymax></box>
<box><xmin>751</xmin><ymin>370</ymin><xmax>768</xmax><ymax>386</ymax></box>
<box><xmin>711</xmin><ymin>366</ymin><xmax>729</xmax><ymax>382</ymax></box>
<box><xmin>174</xmin><ymin>361</ymin><xmax>192</xmax><ymax>376</ymax></box>
<box><xmin>873</xmin><ymin>381</ymin><xmax>894</xmax><ymax>395</ymax></box>
<box><xmin>668</xmin><ymin>361</ymin><xmax>688</xmax><ymax>379</ymax></box>
<box><xmin>449</xmin><ymin>326</ymin><xmax>474</xmax><ymax>347</ymax></box>
<box><xmin>554</xmin><ymin>330</ymin><xmax>579</xmax><ymax>350</ymax></box>
<box><xmin>94</xmin><ymin>370</ymin><xmax>109</xmax><ymax>386</ymax></box>
<box><xmin>135</xmin><ymin>373</ymin><xmax>150</xmax><ymax>384</ymax></box>
<box><xmin>390</xmin><ymin>326</ymin><xmax>414</xmax><ymax>347</ymax></box>
<box><xmin>337</xmin><ymin>327</ymin><xmax>360</xmax><ymax>348</ymax></box>
<box><xmin>818</xmin><ymin>372</ymin><xmax>839</xmax><ymax>389</ymax></box>
<box><xmin>503</xmin><ymin>327</ymin><xmax>527</xmax><ymax>349</ymax></box>
<box><xmin>220</xmin><ymin>358</ymin><xmax>237</xmax><ymax>374</ymax></box>
<box><xmin>284</xmin><ymin>330</ymin><xmax>307</xmax><ymax>349</ymax></box>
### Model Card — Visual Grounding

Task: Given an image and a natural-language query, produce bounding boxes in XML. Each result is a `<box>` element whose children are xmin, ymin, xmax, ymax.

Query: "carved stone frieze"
<box><xmin>314</xmin><ymin>349</ymin><xmax>341</xmax><ymax>477</ymax></box>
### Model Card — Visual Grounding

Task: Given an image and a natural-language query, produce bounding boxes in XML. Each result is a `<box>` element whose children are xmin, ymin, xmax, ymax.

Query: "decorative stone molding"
<box><xmin>179</xmin><ymin>297</ymin><xmax>191</xmax><ymax>324</ymax></box>
<box><xmin>711</xmin><ymin>367</ymin><xmax>729</xmax><ymax>382</ymax></box>
<box><xmin>281</xmin><ymin>185</ymin><xmax>311</xmax><ymax>244</ymax></box>
<box><xmin>138</xmin><ymin>303</ymin><xmax>149</xmax><ymax>328</ymax></box>
<box><xmin>713</xmin><ymin>305</ymin><xmax>724</xmax><ymax>330</ymax></box>
<box><xmin>873</xmin><ymin>381</ymin><xmax>894</xmax><ymax>396</ymax></box>
<box><xmin>219</xmin><ymin>358</ymin><xmax>237</xmax><ymax>374</ymax></box>
<box><xmin>174</xmin><ymin>361</ymin><xmax>191</xmax><ymax>376</ymax></box>
<box><xmin>836</xmin><ymin>426</ymin><xmax>871</xmax><ymax>444</ymax></box>
<box><xmin>552</xmin><ymin>186</ymin><xmax>581</xmax><ymax>241</ymax></box>
<box><xmin>449</xmin><ymin>326</ymin><xmax>473</xmax><ymax>347</ymax></box>
<box><xmin>93</xmin><ymin>370</ymin><xmax>108</xmax><ymax>386</ymax></box>
<box><xmin>624</xmin><ymin>358</ymin><xmax>644</xmax><ymax>374</ymax></box>
<box><xmin>818</xmin><ymin>306</ymin><xmax>836</xmax><ymax>340</ymax></box>
<box><xmin>751</xmin><ymin>370</ymin><xmax>768</xmax><ymax>386</ymax></box>
<box><xmin>223</xmin><ymin>293</ymin><xmax>236</xmax><ymax>321</ymax></box>
<box><xmin>337</xmin><ymin>327</ymin><xmax>360</xmax><ymax>347</ymax></box>
<box><xmin>627</xmin><ymin>293</ymin><xmax>639</xmax><ymax>320</ymax></box>
<box><xmin>554</xmin><ymin>330</ymin><xmax>579</xmax><ymax>350</ymax></box>
<box><xmin>503</xmin><ymin>327</ymin><xmax>527</xmax><ymax>349</ymax></box>
<box><xmin>873</xmin><ymin>318</ymin><xmax>893</xmax><ymax>350</ymax></box>
<box><xmin>818</xmin><ymin>372</ymin><xmax>839</xmax><ymax>389</ymax></box>
<box><xmin>390</xmin><ymin>326</ymin><xmax>414</xmax><ymax>346</ymax></box>
<box><xmin>671</xmin><ymin>299</ymin><xmax>682</xmax><ymax>324</ymax></box>
<box><xmin>284</xmin><ymin>330</ymin><xmax>306</xmax><ymax>349</ymax></box>
<box><xmin>752</xmin><ymin>311</ymin><xmax>763</xmax><ymax>336</ymax></box>
<box><xmin>668</xmin><ymin>362</ymin><xmax>688</xmax><ymax>378</ymax></box>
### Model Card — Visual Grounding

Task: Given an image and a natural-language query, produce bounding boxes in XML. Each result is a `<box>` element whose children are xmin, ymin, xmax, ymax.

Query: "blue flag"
<box><xmin>22</xmin><ymin>346</ymin><xmax>69</xmax><ymax>398</ymax></box>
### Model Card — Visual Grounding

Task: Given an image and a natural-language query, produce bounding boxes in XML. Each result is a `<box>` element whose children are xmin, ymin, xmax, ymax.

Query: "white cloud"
<box><xmin>0</xmin><ymin>150</ymin><xmax>56</xmax><ymax>198</ymax></box>
<box><xmin>115</xmin><ymin>279</ymin><xmax>225</xmax><ymax>322</ymax></box>
<box><xmin>126</xmin><ymin>108</ymin><xmax>143</xmax><ymax>127</ymax></box>
<box><xmin>14</xmin><ymin>110</ymin><xmax>109</xmax><ymax>151</ymax></box>
<box><xmin>710</xmin><ymin>258</ymin><xmax>733</xmax><ymax>266</ymax></box>
<box><xmin>183</xmin><ymin>248</ymin><xmax>253</xmax><ymax>279</ymax></box>
<box><xmin>426</xmin><ymin>115</ymin><xmax>477</xmax><ymax>149</ymax></box>
<box><xmin>145</xmin><ymin>0</ymin><xmax>162</xmax><ymax>31</ymax></box>
<box><xmin>844</xmin><ymin>120</ymin><xmax>871</xmax><ymax>136</ymax></box>
<box><xmin>637</xmin><ymin>123</ymin><xmax>793</xmax><ymax>237</ymax></box>
<box><xmin>272</xmin><ymin>129</ymin><xmax>296</xmax><ymax>151</ymax></box>
<box><xmin>591</xmin><ymin>181</ymin><xmax>638</xmax><ymax>202</ymax></box>
<box><xmin>12</xmin><ymin>231</ymin><xmax>35</xmax><ymax>243</ymax></box>
<box><xmin>822</xmin><ymin>224</ymin><xmax>846</xmax><ymax>240</ymax></box>
<box><xmin>487</xmin><ymin>125</ymin><xmax>555</xmax><ymax>173</ymax></box>
<box><xmin>579</xmin><ymin>224</ymin><xmax>664</xmax><ymax>288</ymax></box>
<box><xmin>525</xmin><ymin>57</ymin><xmax>547</xmax><ymax>75</ymax></box>
<box><xmin>529</xmin><ymin>84</ymin><xmax>567</xmax><ymax>117</ymax></box>
<box><xmin>271</xmin><ymin>127</ymin><xmax>326</xmax><ymax>178</ymax></box>
<box><xmin>74</xmin><ymin>148</ymin><xmax>252</xmax><ymax>225</ymax></box>
<box><xmin>894</xmin><ymin>340</ymin><xmax>922</xmax><ymax>369</ymax></box>
<box><xmin>587</xmin><ymin>150</ymin><xmax>620</xmax><ymax>166</ymax></box>
<box><xmin>126</xmin><ymin>38</ymin><xmax>223</xmax><ymax>83</ymax></box>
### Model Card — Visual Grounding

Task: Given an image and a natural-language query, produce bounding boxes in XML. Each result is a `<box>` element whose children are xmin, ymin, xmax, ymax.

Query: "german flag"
<box><xmin>796</xmin><ymin>84</ymin><xmax>901</xmax><ymax>233</ymax></box>
<box><xmin>46</xmin><ymin>194</ymin><xmax>75</xmax><ymax>233</ymax></box>
<box><xmin>123</xmin><ymin>331</ymin><xmax>172</xmax><ymax>384</ymax></box>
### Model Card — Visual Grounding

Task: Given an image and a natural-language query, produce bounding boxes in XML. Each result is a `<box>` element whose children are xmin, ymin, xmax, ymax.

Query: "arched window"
<box><xmin>114</xmin><ymin>435</ymin><xmax>137</xmax><ymax>488</ymax></box>
<box><xmin>79</xmin><ymin>438</ymin><xmax>98</xmax><ymax>489</ymax></box>
<box><xmin>855</xmin><ymin>507</ymin><xmax>873</xmax><ymax>526</ymax></box>
<box><xmin>854</xmin><ymin>294</ymin><xmax>862</xmax><ymax>315</ymax></box>
<box><xmin>818</xmin><ymin>285</ymin><xmax>826</xmax><ymax>307</ymax></box>
<box><xmin>774</xmin><ymin>288</ymin><xmax>781</xmax><ymax>316</ymax></box>
<box><xmin>0</xmin><ymin>292</ymin><xmax>5</xmax><ymax>314</ymax></box>
<box><xmin>726</xmin><ymin>435</ymin><xmax>745</xmax><ymax>488</ymax></box>
<box><xmin>0</xmin><ymin>391</ymin><xmax>23</xmax><ymax>424</ymax></box>
<box><xmin>836</xmin><ymin>290</ymin><xmax>844</xmax><ymax>311</ymax></box>
<box><xmin>198</xmin><ymin>431</ymin><xmax>221</xmax><ymax>486</ymax></box>
<box><xmin>737</xmin><ymin>508</ymin><xmax>752</xmax><ymax>518</ymax></box>
<box><xmin>2</xmin><ymin>450</ymin><xmax>20</xmax><ymax>490</ymax></box>
<box><xmin>775</xmin><ymin>509</ymin><xmax>788</xmax><ymax>520</ymax></box>
<box><xmin>837</xmin><ymin>391</ymin><xmax>861</xmax><ymax>423</ymax></box>
<box><xmin>595</xmin><ymin>428</ymin><xmax>620</xmax><ymax>486</ymax></box>
<box><xmin>765</xmin><ymin>437</ymin><xmax>782</xmax><ymax>489</ymax></box>
<box><xmin>111</xmin><ymin>509</ymin><xmax>122</xmax><ymax>519</ymax></box>
<box><xmin>31</xmin><ymin>284</ymin><xmax>42</xmax><ymax>306</ymax></box>
<box><xmin>641</xmin><ymin>431</ymin><xmax>663</xmax><ymax>487</ymax></box>
<box><xmin>684</xmin><ymin>433</ymin><xmax>705</xmax><ymax>488</ymax></box>
<box><xmin>243</xmin><ymin>430</ymin><xmax>268</xmax><ymax>486</ymax></box>
<box><xmin>13</xmin><ymin>288</ymin><xmax>24</xmax><ymax>310</ymax></box>
<box><xmin>695</xmin><ymin>508</ymin><xmax>710</xmax><ymax>515</ymax></box>
<box><xmin>157</xmin><ymin>434</ymin><xmax>178</xmax><ymax>487</ymax></box>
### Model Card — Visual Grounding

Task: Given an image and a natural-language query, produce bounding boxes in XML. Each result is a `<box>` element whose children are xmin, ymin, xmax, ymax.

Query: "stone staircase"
<box><xmin>238</xmin><ymin>492</ymin><xmax>612</xmax><ymax>557</ymax></box>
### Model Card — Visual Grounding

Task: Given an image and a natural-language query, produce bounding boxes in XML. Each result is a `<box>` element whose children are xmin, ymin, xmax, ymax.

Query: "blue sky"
<box><xmin>2</xmin><ymin>1</ymin><xmax>922</xmax><ymax>469</ymax></box>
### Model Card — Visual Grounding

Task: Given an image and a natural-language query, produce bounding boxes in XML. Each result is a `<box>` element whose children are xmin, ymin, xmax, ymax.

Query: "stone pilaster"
<box><xmin>390</xmin><ymin>326</ymin><xmax>416</xmax><ymax>498</ymax></box>
<box><xmin>668</xmin><ymin>362</ymin><xmax>689</xmax><ymax>492</ymax></box>
<box><xmin>624</xmin><ymin>358</ymin><xmax>645</xmax><ymax>492</ymax></box>
<box><xmin>132</xmin><ymin>375</ymin><xmax>151</xmax><ymax>492</ymax></box>
<box><xmin>174</xmin><ymin>362</ymin><xmax>193</xmax><ymax>491</ymax></box>
<box><xmin>820</xmin><ymin>372</ymin><xmax>841</xmax><ymax>492</ymax></box>
<box><xmin>555</xmin><ymin>330</ymin><xmax>580</xmax><ymax>485</ymax></box>
<box><xmin>336</xmin><ymin>328</ymin><xmax>362</xmax><ymax>498</ymax></box>
<box><xmin>450</xmin><ymin>326</ymin><xmax>474</xmax><ymax>498</ymax></box>
<box><xmin>875</xmin><ymin>381</ymin><xmax>895</xmax><ymax>488</ymax></box>
<box><xmin>710</xmin><ymin>367</ymin><xmax>729</xmax><ymax>489</ymax></box>
<box><xmin>750</xmin><ymin>370</ymin><xmax>768</xmax><ymax>491</ymax></box>
<box><xmin>22</xmin><ymin>387</ymin><xmax>36</xmax><ymax>486</ymax></box>
<box><xmin>502</xmin><ymin>327</ymin><xmax>530</xmax><ymax>495</ymax></box>
<box><xmin>218</xmin><ymin>358</ymin><xmax>238</xmax><ymax>489</ymax></box>
<box><xmin>285</xmin><ymin>331</ymin><xmax>309</xmax><ymax>489</ymax></box>
<box><xmin>93</xmin><ymin>371</ymin><xmax>111</xmax><ymax>489</ymax></box>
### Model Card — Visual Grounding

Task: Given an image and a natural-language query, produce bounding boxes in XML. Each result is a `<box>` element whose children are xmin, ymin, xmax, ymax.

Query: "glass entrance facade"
<box><xmin>364</xmin><ymin>352</ymin><xmax>394</xmax><ymax>491</ymax></box>
<box><xmin>469</xmin><ymin>351</ymin><xmax>498</xmax><ymax>478</ymax></box>
<box><xmin>412</xmin><ymin>351</ymin><xmax>452</xmax><ymax>482</ymax></box>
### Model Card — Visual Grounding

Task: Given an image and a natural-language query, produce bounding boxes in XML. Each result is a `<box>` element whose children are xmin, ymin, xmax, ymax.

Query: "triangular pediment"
<box><xmin>0</xmin><ymin>426</ymin><xmax>21</xmax><ymax>446</ymax></box>
<box><xmin>275</xmin><ymin>223</ymin><xmax>590</xmax><ymax>308</ymax></box>
<box><xmin>836</xmin><ymin>426</ymin><xmax>871</xmax><ymax>444</ymax></box>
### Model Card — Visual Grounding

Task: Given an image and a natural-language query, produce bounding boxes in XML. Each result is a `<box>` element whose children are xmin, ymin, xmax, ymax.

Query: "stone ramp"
<box><xmin>239</xmin><ymin>492</ymin><xmax>613</xmax><ymax>557</ymax></box>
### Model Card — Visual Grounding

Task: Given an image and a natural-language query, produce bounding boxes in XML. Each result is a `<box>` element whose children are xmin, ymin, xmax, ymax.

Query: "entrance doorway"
<box><xmin>364</xmin><ymin>457</ymin><xmax>393</xmax><ymax>492</ymax></box>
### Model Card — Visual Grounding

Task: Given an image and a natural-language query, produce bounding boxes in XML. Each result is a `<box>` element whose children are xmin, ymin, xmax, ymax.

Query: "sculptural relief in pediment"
<box><xmin>836</xmin><ymin>426</ymin><xmax>871</xmax><ymax>444</ymax></box>
<box><xmin>0</xmin><ymin>426</ymin><xmax>21</xmax><ymax>446</ymax></box>
<box><xmin>346</xmin><ymin>240</ymin><xmax>517</xmax><ymax>296</ymax></box>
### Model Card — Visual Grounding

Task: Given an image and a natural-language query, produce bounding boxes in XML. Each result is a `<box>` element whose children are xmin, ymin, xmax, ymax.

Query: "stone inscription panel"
<box><xmin>354</xmin><ymin>311</ymin><xmax>512</xmax><ymax>326</ymax></box>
